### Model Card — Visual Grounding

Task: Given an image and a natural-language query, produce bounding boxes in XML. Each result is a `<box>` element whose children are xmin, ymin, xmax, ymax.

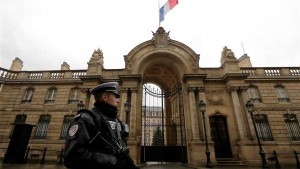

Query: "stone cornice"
<box><xmin>222</xmin><ymin>73</ymin><xmax>250</xmax><ymax>81</ymax></box>
<box><xmin>182</xmin><ymin>74</ymin><xmax>207</xmax><ymax>83</ymax></box>
<box><xmin>226</xmin><ymin>85</ymin><xmax>249</xmax><ymax>92</ymax></box>
<box><xmin>80</xmin><ymin>75</ymin><xmax>104</xmax><ymax>83</ymax></box>
<box><xmin>118</xmin><ymin>74</ymin><xmax>142</xmax><ymax>83</ymax></box>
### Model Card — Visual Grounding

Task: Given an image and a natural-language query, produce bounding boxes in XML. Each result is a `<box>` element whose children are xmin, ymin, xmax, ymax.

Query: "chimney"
<box><xmin>10</xmin><ymin>57</ymin><xmax>23</xmax><ymax>71</ymax></box>
<box><xmin>61</xmin><ymin>62</ymin><xmax>70</xmax><ymax>70</ymax></box>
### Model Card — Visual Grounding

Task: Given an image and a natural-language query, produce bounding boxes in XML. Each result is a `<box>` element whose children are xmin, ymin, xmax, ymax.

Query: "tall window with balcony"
<box><xmin>45</xmin><ymin>87</ymin><xmax>57</xmax><ymax>104</ymax></box>
<box><xmin>22</xmin><ymin>87</ymin><xmax>34</xmax><ymax>104</ymax></box>
<box><xmin>68</xmin><ymin>88</ymin><xmax>80</xmax><ymax>104</ymax></box>
<box><xmin>274</xmin><ymin>85</ymin><xmax>289</xmax><ymax>102</ymax></box>
<box><xmin>247</xmin><ymin>86</ymin><xmax>261</xmax><ymax>103</ymax></box>
<box><xmin>283</xmin><ymin>114</ymin><xmax>300</xmax><ymax>141</ymax></box>
<box><xmin>34</xmin><ymin>114</ymin><xmax>51</xmax><ymax>140</ymax></box>
<box><xmin>253</xmin><ymin>114</ymin><xmax>273</xmax><ymax>141</ymax></box>
<box><xmin>60</xmin><ymin>115</ymin><xmax>74</xmax><ymax>140</ymax></box>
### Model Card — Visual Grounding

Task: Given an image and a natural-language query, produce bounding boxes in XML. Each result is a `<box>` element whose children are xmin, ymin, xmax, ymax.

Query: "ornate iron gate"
<box><xmin>141</xmin><ymin>83</ymin><xmax>187</xmax><ymax>163</ymax></box>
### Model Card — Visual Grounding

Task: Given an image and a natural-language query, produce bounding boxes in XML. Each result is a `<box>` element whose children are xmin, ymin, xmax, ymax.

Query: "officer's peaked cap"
<box><xmin>90</xmin><ymin>82</ymin><xmax>120</xmax><ymax>97</ymax></box>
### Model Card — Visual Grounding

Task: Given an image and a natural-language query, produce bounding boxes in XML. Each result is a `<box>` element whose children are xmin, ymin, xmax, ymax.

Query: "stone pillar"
<box><xmin>188</xmin><ymin>87</ymin><xmax>200</xmax><ymax>141</ymax></box>
<box><xmin>230</xmin><ymin>88</ymin><xmax>247</xmax><ymax>140</ymax></box>
<box><xmin>197</xmin><ymin>88</ymin><xmax>211</xmax><ymax>140</ymax></box>
<box><xmin>129</xmin><ymin>89</ymin><xmax>138</xmax><ymax>139</ymax></box>
<box><xmin>119</xmin><ymin>89</ymin><xmax>128</xmax><ymax>122</ymax></box>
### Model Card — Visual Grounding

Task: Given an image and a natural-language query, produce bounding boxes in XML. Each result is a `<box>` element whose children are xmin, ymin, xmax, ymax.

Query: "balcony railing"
<box><xmin>1</xmin><ymin>67</ymin><xmax>299</xmax><ymax>81</ymax></box>
<box><xmin>0</xmin><ymin>68</ymin><xmax>18</xmax><ymax>79</ymax></box>
<box><xmin>0</xmin><ymin>67</ymin><xmax>86</xmax><ymax>80</ymax></box>
<box><xmin>241</xmin><ymin>67</ymin><xmax>300</xmax><ymax>77</ymax></box>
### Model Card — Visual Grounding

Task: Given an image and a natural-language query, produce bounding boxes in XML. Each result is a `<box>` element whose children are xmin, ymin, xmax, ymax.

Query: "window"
<box><xmin>60</xmin><ymin>115</ymin><xmax>74</xmax><ymax>140</ymax></box>
<box><xmin>22</xmin><ymin>87</ymin><xmax>34</xmax><ymax>104</ymax></box>
<box><xmin>45</xmin><ymin>87</ymin><xmax>57</xmax><ymax>104</ymax></box>
<box><xmin>284</xmin><ymin>114</ymin><xmax>300</xmax><ymax>141</ymax></box>
<box><xmin>152</xmin><ymin>111</ymin><xmax>156</xmax><ymax>117</ymax></box>
<box><xmin>10</xmin><ymin>114</ymin><xmax>27</xmax><ymax>138</ymax></box>
<box><xmin>247</xmin><ymin>86</ymin><xmax>261</xmax><ymax>103</ymax></box>
<box><xmin>158</xmin><ymin>111</ymin><xmax>162</xmax><ymax>117</ymax></box>
<box><xmin>68</xmin><ymin>88</ymin><xmax>80</xmax><ymax>104</ymax></box>
<box><xmin>274</xmin><ymin>85</ymin><xmax>289</xmax><ymax>102</ymax></box>
<box><xmin>254</xmin><ymin>114</ymin><xmax>273</xmax><ymax>141</ymax></box>
<box><xmin>34</xmin><ymin>115</ymin><xmax>51</xmax><ymax>140</ymax></box>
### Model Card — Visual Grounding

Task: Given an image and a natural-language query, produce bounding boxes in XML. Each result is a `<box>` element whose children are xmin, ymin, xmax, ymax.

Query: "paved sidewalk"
<box><xmin>0</xmin><ymin>162</ymin><xmax>299</xmax><ymax>169</ymax></box>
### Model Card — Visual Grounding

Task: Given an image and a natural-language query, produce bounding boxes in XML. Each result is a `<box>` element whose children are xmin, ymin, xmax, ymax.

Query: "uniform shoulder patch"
<box><xmin>68</xmin><ymin>124</ymin><xmax>79</xmax><ymax>136</ymax></box>
<box><xmin>74</xmin><ymin>113</ymin><xmax>81</xmax><ymax>119</ymax></box>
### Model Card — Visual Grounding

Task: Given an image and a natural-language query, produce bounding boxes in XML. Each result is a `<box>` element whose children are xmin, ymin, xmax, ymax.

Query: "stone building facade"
<box><xmin>0</xmin><ymin>27</ymin><xmax>300</xmax><ymax>167</ymax></box>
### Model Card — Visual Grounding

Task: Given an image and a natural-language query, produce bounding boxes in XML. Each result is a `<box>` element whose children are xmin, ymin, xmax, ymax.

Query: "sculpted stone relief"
<box><xmin>222</xmin><ymin>46</ymin><xmax>236</xmax><ymax>59</ymax></box>
<box><xmin>205</xmin><ymin>90</ymin><xmax>224</xmax><ymax>105</ymax></box>
<box><xmin>90</xmin><ymin>48</ymin><xmax>104</xmax><ymax>65</ymax></box>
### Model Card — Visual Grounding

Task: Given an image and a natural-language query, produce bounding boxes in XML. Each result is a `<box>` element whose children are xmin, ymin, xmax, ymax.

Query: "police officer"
<box><xmin>64</xmin><ymin>82</ymin><xmax>139</xmax><ymax>169</ymax></box>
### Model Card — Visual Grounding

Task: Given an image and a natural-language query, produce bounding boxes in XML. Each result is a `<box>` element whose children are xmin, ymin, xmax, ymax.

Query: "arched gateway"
<box><xmin>90</xmin><ymin>27</ymin><xmax>243</xmax><ymax>166</ymax></box>
<box><xmin>94</xmin><ymin>27</ymin><xmax>224</xmax><ymax>166</ymax></box>
<box><xmin>119</xmin><ymin>27</ymin><xmax>203</xmax><ymax>164</ymax></box>
<box><xmin>85</xmin><ymin>27</ymin><xmax>214</xmax><ymax>165</ymax></box>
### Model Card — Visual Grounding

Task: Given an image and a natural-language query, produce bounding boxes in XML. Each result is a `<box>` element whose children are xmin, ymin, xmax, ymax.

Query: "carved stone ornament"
<box><xmin>152</xmin><ymin>27</ymin><xmax>170</xmax><ymax>47</ymax></box>
<box><xmin>206</xmin><ymin>90</ymin><xmax>224</xmax><ymax>105</ymax></box>
<box><xmin>90</xmin><ymin>48</ymin><xmax>103</xmax><ymax>63</ymax></box>
<box><xmin>221</xmin><ymin>46</ymin><xmax>236</xmax><ymax>59</ymax></box>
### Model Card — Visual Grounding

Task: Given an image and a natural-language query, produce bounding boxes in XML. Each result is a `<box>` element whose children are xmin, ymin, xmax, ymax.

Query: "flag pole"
<box><xmin>158</xmin><ymin>0</ymin><xmax>161</xmax><ymax>27</ymax></box>
<box><xmin>241</xmin><ymin>42</ymin><xmax>246</xmax><ymax>54</ymax></box>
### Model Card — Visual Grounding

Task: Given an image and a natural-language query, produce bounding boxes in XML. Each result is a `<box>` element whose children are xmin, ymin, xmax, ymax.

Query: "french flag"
<box><xmin>159</xmin><ymin>0</ymin><xmax>179</xmax><ymax>23</ymax></box>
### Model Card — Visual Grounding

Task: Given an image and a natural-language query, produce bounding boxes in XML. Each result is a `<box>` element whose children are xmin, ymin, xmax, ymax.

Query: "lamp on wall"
<box><xmin>198</xmin><ymin>100</ymin><xmax>213</xmax><ymax>168</ymax></box>
<box><xmin>246</xmin><ymin>100</ymin><xmax>269</xmax><ymax>169</ymax></box>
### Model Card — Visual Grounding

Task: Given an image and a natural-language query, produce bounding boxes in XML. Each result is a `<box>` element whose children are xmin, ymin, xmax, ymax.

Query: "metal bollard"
<box><xmin>58</xmin><ymin>148</ymin><xmax>64</xmax><ymax>164</ymax></box>
<box><xmin>295</xmin><ymin>150</ymin><xmax>300</xmax><ymax>169</ymax></box>
<box><xmin>273</xmin><ymin>151</ymin><xmax>281</xmax><ymax>169</ymax></box>
<box><xmin>24</xmin><ymin>146</ymin><xmax>30</xmax><ymax>163</ymax></box>
<box><xmin>40</xmin><ymin>147</ymin><xmax>47</xmax><ymax>164</ymax></box>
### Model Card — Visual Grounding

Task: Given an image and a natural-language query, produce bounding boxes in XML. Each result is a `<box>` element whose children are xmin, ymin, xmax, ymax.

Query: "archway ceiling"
<box><xmin>143</xmin><ymin>62</ymin><xmax>180</xmax><ymax>92</ymax></box>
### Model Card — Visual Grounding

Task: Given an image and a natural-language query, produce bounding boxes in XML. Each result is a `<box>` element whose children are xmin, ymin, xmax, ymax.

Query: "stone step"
<box><xmin>216</xmin><ymin>158</ymin><xmax>247</xmax><ymax>166</ymax></box>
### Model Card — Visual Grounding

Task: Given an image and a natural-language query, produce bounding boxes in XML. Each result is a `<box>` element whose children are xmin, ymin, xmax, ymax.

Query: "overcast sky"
<box><xmin>1</xmin><ymin>0</ymin><xmax>299</xmax><ymax>71</ymax></box>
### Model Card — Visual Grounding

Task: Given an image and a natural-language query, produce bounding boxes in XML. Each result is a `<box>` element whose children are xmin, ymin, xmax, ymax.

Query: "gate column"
<box><xmin>119</xmin><ymin>74</ymin><xmax>142</xmax><ymax>164</ymax></box>
<box><xmin>119</xmin><ymin>89</ymin><xmax>128</xmax><ymax>122</ymax></box>
<box><xmin>197</xmin><ymin>88</ymin><xmax>211</xmax><ymax>141</ymax></box>
<box><xmin>188</xmin><ymin>87</ymin><xmax>200</xmax><ymax>141</ymax></box>
<box><xmin>228</xmin><ymin>87</ymin><xmax>247</xmax><ymax>140</ymax></box>
<box><xmin>129</xmin><ymin>89</ymin><xmax>138</xmax><ymax>138</ymax></box>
